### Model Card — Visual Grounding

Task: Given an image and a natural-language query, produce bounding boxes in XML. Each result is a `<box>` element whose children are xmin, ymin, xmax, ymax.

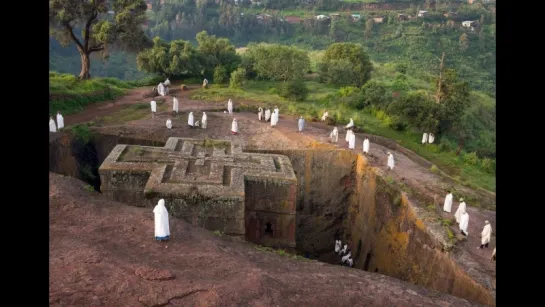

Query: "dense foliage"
<box><xmin>241</xmin><ymin>43</ymin><xmax>310</xmax><ymax>81</ymax></box>
<box><xmin>318</xmin><ymin>43</ymin><xmax>373</xmax><ymax>87</ymax></box>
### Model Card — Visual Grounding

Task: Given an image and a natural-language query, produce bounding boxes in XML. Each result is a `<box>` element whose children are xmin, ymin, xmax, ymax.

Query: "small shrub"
<box><xmin>213</xmin><ymin>66</ymin><xmax>228</xmax><ymax>84</ymax></box>
<box><xmin>463</xmin><ymin>152</ymin><xmax>479</xmax><ymax>165</ymax></box>
<box><xmin>338</xmin><ymin>86</ymin><xmax>359</xmax><ymax>97</ymax></box>
<box><xmin>229</xmin><ymin>68</ymin><xmax>246</xmax><ymax>88</ymax></box>
<box><xmin>480</xmin><ymin>158</ymin><xmax>495</xmax><ymax>173</ymax></box>
<box><xmin>279</xmin><ymin>80</ymin><xmax>309</xmax><ymax>102</ymax></box>
<box><xmin>430</xmin><ymin>165</ymin><xmax>439</xmax><ymax>173</ymax></box>
<box><xmin>388</xmin><ymin>116</ymin><xmax>409</xmax><ymax>131</ymax></box>
<box><xmin>268</xmin><ymin>87</ymin><xmax>278</xmax><ymax>94</ymax></box>
<box><xmin>212</xmin><ymin>230</ymin><xmax>223</xmax><ymax>237</ymax></box>
<box><xmin>71</xmin><ymin>124</ymin><xmax>93</xmax><ymax>144</ymax></box>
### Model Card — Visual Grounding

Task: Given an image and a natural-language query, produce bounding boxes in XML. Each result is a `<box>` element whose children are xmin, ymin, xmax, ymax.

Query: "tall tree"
<box><xmin>49</xmin><ymin>0</ymin><xmax>150</xmax><ymax>79</ymax></box>
<box><xmin>319</xmin><ymin>43</ymin><xmax>373</xmax><ymax>87</ymax></box>
<box><xmin>136</xmin><ymin>37</ymin><xmax>204</xmax><ymax>77</ymax></box>
<box><xmin>459</xmin><ymin>33</ymin><xmax>469</xmax><ymax>52</ymax></box>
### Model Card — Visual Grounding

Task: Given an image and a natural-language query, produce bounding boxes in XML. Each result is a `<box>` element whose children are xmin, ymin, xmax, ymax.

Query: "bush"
<box><xmin>229</xmin><ymin>68</ymin><xmax>246</xmax><ymax>88</ymax></box>
<box><xmin>480</xmin><ymin>158</ymin><xmax>496</xmax><ymax>173</ymax></box>
<box><xmin>338</xmin><ymin>86</ymin><xmax>359</xmax><ymax>97</ymax></box>
<box><xmin>213</xmin><ymin>66</ymin><xmax>228</xmax><ymax>84</ymax></box>
<box><xmin>279</xmin><ymin>80</ymin><xmax>309</xmax><ymax>102</ymax></box>
<box><xmin>388</xmin><ymin>116</ymin><xmax>409</xmax><ymax>131</ymax></box>
<box><xmin>463</xmin><ymin>152</ymin><xmax>479</xmax><ymax>165</ymax></box>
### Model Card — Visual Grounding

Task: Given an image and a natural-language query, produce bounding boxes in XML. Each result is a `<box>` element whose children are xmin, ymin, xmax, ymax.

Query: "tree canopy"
<box><xmin>196</xmin><ymin>31</ymin><xmax>240</xmax><ymax>77</ymax></box>
<box><xmin>49</xmin><ymin>0</ymin><xmax>150</xmax><ymax>79</ymax></box>
<box><xmin>242</xmin><ymin>43</ymin><xmax>310</xmax><ymax>82</ymax></box>
<box><xmin>319</xmin><ymin>43</ymin><xmax>373</xmax><ymax>87</ymax></box>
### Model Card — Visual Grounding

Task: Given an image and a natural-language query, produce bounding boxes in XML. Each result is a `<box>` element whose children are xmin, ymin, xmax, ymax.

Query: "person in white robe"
<box><xmin>173</xmin><ymin>97</ymin><xmax>179</xmax><ymax>114</ymax></box>
<box><xmin>363</xmin><ymin>137</ymin><xmax>370</xmax><ymax>154</ymax></box>
<box><xmin>227</xmin><ymin>99</ymin><xmax>233</xmax><ymax>115</ymax></box>
<box><xmin>158</xmin><ymin>83</ymin><xmax>166</xmax><ymax>96</ymax></box>
<box><xmin>150</xmin><ymin>100</ymin><xmax>157</xmax><ymax>118</ymax></box>
<box><xmin>478</xmin><ymin>220</ymin><xmax>492</xmax><ymax>249</ymax></box>
<box><xmin>387</xmin><ymin>152</ymin><xmax>395</xmax><ymax>170</ymax></box>
<box><xmin>428</xmin><ymin>133</ymin><xmax>435</xmax><ymax>144</ymax></box>
<box><xmin>422</xmin><ymin>133</ymin><xmax>428</xmax><ymax>145</ymax></box>
<box><xmin>188</xmin><ymin>112</ymin><xmax>195</xmax><ymax>128</ymax></box>
<box><xmin>202</xmin><ymin>78</ymin><xmax>208</xmax><ymax>88</ymax></box>
<box><xmin>454</xmin><ymin>198</ymin><xmax>466</xmax><ymax>224</ymax></box>
<box><xmin>258</xmin><ymin>107</ymin><xmax>263</xmax><ymax>121</ymax></box>
<box><xmin>153</xmin><ymin>199</ymin><xmax>170</xmax><ymax>241</ymax></box>
<box><xmin>338</xmin><ymin>243</ymin><xmax>348</xmax><ymax>256</ymax></box>
<box><xmin>345</xmin><ymin>118</ymin><xmax>354</xmax><ymax>129</ymax></box>
<box><xmin>334</xmin><ymin>238</ymin><xmax>342</xmax><ymax>253</ymax></box>
<box><xmin>56</xmin><ymin>111</ymin><xmax>64</xmax><ymax>130</ymax></box>
<box><xmin>459</xmin><ymin>211</ymin><xmax>469</xmax><ymax>236</ymax></box>
<box><xmin>231</xmin><ymin>118</ymin><xmax>238</xmax><ymax>135</ymax></box>
<box><xmin>341</xmin><ymin>249</ymin><xmax>352</xmax><ymax>264</ymax></box>
<box><xmin>348</xmin><ymin>131</ymin><xmax>356</xmax><ymax>149</ymax></box>
<box><xmin>273</xmin><ymin>106</ymin><xmax>279</xmax><ymax>122</ymax></box>
<box><xmin>166</xmin><ymin>118</ymin><xmax>172</xmax><ymax>129</ymax></box>
<box><xmin>271</xmin><ymin>108</ymin><xmax>279</xmax><ymax>127</ymax></box>
<box><xmin>201</xmin><ymin>112</ymin><xmax>207</xmax><ymax>129</ymax></box>
<box><xmin>346</xmin><ymin>256</ymin><xmax>354</xmax><ymax>267</ymax></box>
<box><xmin>443</xmin><ymin>190</ymin><xmax>453</xmax><ymax>213</ymax></box>
<box><xmin>164</xmin><ymin>78</ymin><xmax>171</xmax><ymax>86</ymax></box>
<box><xmin>265</xmin><ymin>108</ymin><xmax>271</xmax><ymax>122</ymax></box>
<box><xmin>298</xmin><ymin>116</ymin><xmax>305</xmax><ymax>132</ymax></box>
<box><xmin>330</xmin><ymin>127</ymin><xmax>339</xmax><ymax>143</ymax></box>
<box><xmin>321</xmin><ymin>110</ymin><xmax>329</xmax><ymax>121</ymax></box>
<box><xmin>49</xmin><ymin>117</ymin><xmax>57</xmax><ymax>132</ymax></box>
<box><xmin>345</xmin><ymin>129</ymin><xmax>352</xmax><ymax>143</ymax></box>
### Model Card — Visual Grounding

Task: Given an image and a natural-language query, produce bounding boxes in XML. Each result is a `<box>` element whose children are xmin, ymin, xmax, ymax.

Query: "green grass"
<box><xmin>49</xmin><ymin>71</ymin><xmax>162</xmax><ymax>116</ymax></box>
<box><xmin>191</xmin><ymin>80</ymin><xmax>495</xmax><ymax>192</ymax></box>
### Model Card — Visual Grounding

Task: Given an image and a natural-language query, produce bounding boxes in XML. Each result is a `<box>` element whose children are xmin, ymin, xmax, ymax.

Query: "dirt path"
<box><xmin>58</xmin><ymin>83</ymin><xmax>496</xmax><ymax>274</ymax></box>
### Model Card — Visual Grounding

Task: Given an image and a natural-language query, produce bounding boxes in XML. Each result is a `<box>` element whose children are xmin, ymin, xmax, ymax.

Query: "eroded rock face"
<box><xmin>49</xmin><ymin>172</ymin><xmax>481</xmax><ymax>307</ymax></box>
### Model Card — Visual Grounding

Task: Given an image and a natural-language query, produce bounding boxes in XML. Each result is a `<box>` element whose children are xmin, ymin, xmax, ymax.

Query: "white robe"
<box><xmin>56</xmin><ymin>114</ymin><xmax>64</xmax><ymax>129</ymax></box>
<box><xmin>49</xmin><ymin>119</ymin><xmax>57</xmax><ymax>132</ymax></box>
<box><xmin>188</xmin><ymin>112</ymin><xmax>194</xmax><ymax>126</ymax></box>
<box><xmin>271</xmin><ymin>110</ymin><xmax>279</xmax><ymax>126</ymax></box>
<box><xmin>481</xmin><ymin>224</ymin><xmax>492</xmax><ymax>245</ymax></box>
<box><xmin>346</xmin><ymin>258</ymin><xmax>354</xmax><ymax>267</ymax></box>
<box><xmin>422</xmin><ymin>133</ymin><xmax>428</xmax><ymax>144</ymax></box>
<box><xmin>173</xmin><ymin>97</ymin><xmax>179</xmax><ymax>113</ymax></box>
<box><xmin>151</xmin><ymin>100</ymin><xmax>157</xmax><ymax>113</ymax></box>
<box><xmin>298</xmin><ymin>118</ymin><xmax>305</xmax><ymax>132</ymax></box>
<box><xmin>231</xmin><ymin>119</ymin><xmax>238</xmax><ymax>133</ymax></box>
<box><xmin>321</xmin><ymin>111</ymin><xmax>328</xmax><ymax>121</ymax></box>
<box><xmin>227</xmin><ymin>99</ymin><xmax>233</xmax><ymax>114</ymax></box>
<box><xmin>342</xmin><ymin>252</ymin><xmax>352</xmax><ymax>263</ymax></box>
<box><xmin>166</xmin><ymin>119</ymin><xmax>172</xmax><ymax>129</ymax></box>
<box><xmin>363</xmin><ymin>139</ymin><xmax>370</xmax><ymax>153</ymax></box>
<box><xmin>164</xmin><ymin>78</ymin><xmax>171</xmax><ymax>86</ymax></box>
<box><xmin>345</xmin><ymin>130</ymin><xmax>352</xmax><ymax>142</ymax></box>
<box><xmin>158</xmin><ymin>83</ymin><xmax>165</xmax><ymax>96</ymax></box>
<box><xmin>334</xmin><ymin>240</ymin><xmax>341</xmax><ymax>253</ymax></box>
<box><xmin>346</xmin><ymin>119</ymin><xmax>354</xmax><ymax>129</ymax></box>
<box><xmin>265</xmin><ymin>109</ymin><xmax>271</xmax><ymax>121</ymax></box>
<box><xmin>387</xmin><ymin>154</ymin><xmax>395</xmax><ymax>169</ymax></box>
<box><xmin>459</xmin><ymin>212</ymin><xmax>469</xmax><ymax>234</ymax></box>
<box><xmin>203</xmin><ymin>79</ymin><xmax>208</xmax><ymax>86</ymax></box>
<box><xmin>330</xmin><ymin>128</ymin><xmax>338</xmax><ymax>143</ymax></box>
<box><xmin>153</xmin><ymin>199</ymin><xmax>170</xmax><ymax>239</ymax></box>
<box><xmin>443</xmin><ymin>193</ymin><xmax>453</xmax><ymax>212</ymax></box>
<box><xmin>454</xmin><ymin>202</ymin><xmax>466</xmax><ymax>224</ymax></box>
<box><xmin>348</xmin><ymin>133</ymin><xmax>356</xmax><ymax>149</ymax></box>
<box><xmin>428</xmin><ymin>133</ymin><xmax>435</xmax><ymax>143</ymax></box>
<box><xmin>201</xmin><ymin>113</ymin><xmax>207</xmax><ymax>129</ymax></box>
<box><xmin>258</xmin><ymin>108</ymin><xmax>263</xmax><ymax>120</ymax></box>
<box><xmin>338</xmin><ymin>244</ymin><xmax>347</xmax><ymax>256</ymax></box>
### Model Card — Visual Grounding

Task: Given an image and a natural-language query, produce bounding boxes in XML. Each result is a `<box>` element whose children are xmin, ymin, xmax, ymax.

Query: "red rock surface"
<box><xmin>49</xmin><ymin>172</ymin><xmax>481</xmax><ymax>307</ymax></box>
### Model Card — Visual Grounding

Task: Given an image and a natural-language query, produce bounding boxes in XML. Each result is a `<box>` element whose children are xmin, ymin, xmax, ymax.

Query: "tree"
<box><xmin>230</xmin><ymin>68</ymin><xmax>246</xmax><ymax>88</ymax></box>
<box><xmin>136</xmin><ymin>37</ymin><xmax>204</xmax><ymax>77</ymax></box>
<box><xmin>278</xmin><ymin>80</ymin><xmax>309</xmax><ymax>102</ymax></box>
<box><xmin>359</xmin><ymin>80</ymin><xmax>390</xmax><ymax>109</ymax></box>
<box><xmin>365</xmin><ymin>19</ymin><xmax>374</xmax><ymax>40</ymax></box>
<box><xmin>319</xmin><ymin>43</ymin><xmax>373</xmax><ymax>87</ymax></box>
<box><xmin>243</xmin><ymin>43</ymin><xmax>310</xmax><ymax>81</ymax></box>
<box><xmin>196</xmin><ymin>31</ymin><xmax>240</xmax><ymax>77</ymax></box>
<box><xmin>214</xmin><ymin>65</ymin><xmax>228</xmax><ymax>84</ymax></box>
<box><xmin>49</xmin><ymin>0</ymin><xmax>150</xmax><ymax>80</ymax></box>
<box><xmin>459</xmin><ymin>33</ymin><xmax>469</xmax><ymax>52</ymax></box>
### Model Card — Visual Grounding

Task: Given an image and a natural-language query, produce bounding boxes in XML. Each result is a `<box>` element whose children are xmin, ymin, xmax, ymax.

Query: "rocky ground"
<box><xmin>49</xmin><ymin>172</ymin><xmax>482</xmax><ymax>307</ymax></box>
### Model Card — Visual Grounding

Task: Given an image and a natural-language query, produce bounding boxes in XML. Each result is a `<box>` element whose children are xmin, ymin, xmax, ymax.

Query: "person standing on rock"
<box><xmin>158</xmin><ymin>82</ymin><xmax>166</xmax><ymax>97</ymax></box>
<box><xmin>164</xmin><ymin>78</ymin><xmax>171</xmax><ymax>87</ymax></box>
<box><xmin>150</xmin><ymin>100</ymin><xmax>157</xmax><ymax>118</ymax></box>
<box><xmin>478</xmin><ymin>220</ymin><xmax>492</xmax><ymax>249</ymax></box>
<box><xmin>258</xmin><ymin>107</ymin><xmax>263</xmax><ymax>121</ymax></box>
<box><xmin>227</xmin><ymin>99</ymin><xmax>233</xmax><ymax>115</ymax></box>
<box><xmin>188</xmin><ymin>112</ymin><xmax>195</xmax><ymax>128</ymax></box>
<box><xmin>265</xmin><ymin>108</ymin><xmax>271</xmax><ymax>122</ymax></box>
<box><xmin>166</xmin><ymin>118</ymin><xmax>172</xmax><ymax>129</ymax></box>
<box><xmin>387</xmin><ymin>152</ymin><xmax>395</xmax><ymax>170</ymax></box>
<box><xmin>56</xmin><ymin>111</ymin><xmax>64</xmax><ymax>130</ymax></box>
<box><xmin>153</xmin><ymin>199</ymin><xmax>170</xmax><ymax>241</ymax></box>
<box><xmin>334</xmin><ymin>238</ymin><xmax>342</xmax><ymax>253</ymax></box>
<box><xmin>443</xmin><ymin>190</ymin><xmax>453</xmax><ymax>213</ymax></box>
<box><xmin>173</xmin><ymin>97</ymin><xmax>179</xmax><ymax>114</ymax></box>
<box><xmin>271</xmin><ymin>107</ymin><xmax>279</xmax><ymax>127</ymax></box>
<box><xmin>202</xmin><ymin>78</ymin><xmax>208</xmax><ymax>89</ymax></box>
<box><xmin>459</xmin><ymin>211</ymin><xmax>469</xmax><ymax>236</ymax></box>
<box><xmin>330</xmin><ymin>127</ymin><xmax>339</xmax><ymax>143</ymax></box>
<box><xmin>298</xmin><ymin>116</ymin><xmax>305</xmax><ymax>132</ymax></box>
<box><xmin>422</xmin><ymin>133</ymin><xmax>428</xmax><ymax>145</ymax></box>
<box><xmin>454</xmin><ymin>198</ymin><xmax>466</xmax><ymax>224</ymax></box>
<box><xmin>321</xmin><ymin>110</ymin><xmax>328</xmax><ymax>122</ymax></box>
<box><xmin>201</xmin><ymin>112</ymin><xmax>207</xmax><ymax>129</ymax></box>
<box><xmin>49</xmin><ymin>116</ymin><xmax>57</xmax><ymax>132</ymax></box>
<box><xmin>345</xmin><ymin>118</ymin><xmax>354</xmax><ymax>130</ymax></box>
<box><xmin>231</xmin><ymin>118</ymin><xmax>239</xmax><ymax>135</ymax></box>
<box><xmin>428</xmin><ymin>133</ymin><xmax>435</xmax><ymax>144</ymax></box>
<box><xmin>345</xmin><ymin>129</ymin><xmax>352</xmax><ymax>144</ymax></box>
<box><xmin>363</xmin><ymin>137</ymin><xmax>370</xmax><ymax>154</ymax></box>
<box><xmin>348</xmin><ymin>130</ymin><xmax>356</xmax><ymax>149</ymax></box>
